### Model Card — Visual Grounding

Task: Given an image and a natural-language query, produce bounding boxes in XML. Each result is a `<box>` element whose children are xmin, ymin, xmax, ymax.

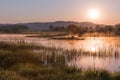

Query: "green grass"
<box><xmin>0</xmin><ymin>41</ymin><xmax>120</xmax><ymax>80</ymax></box>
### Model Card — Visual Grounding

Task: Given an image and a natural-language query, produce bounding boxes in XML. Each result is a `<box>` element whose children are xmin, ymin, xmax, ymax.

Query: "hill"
<box><xmin>24</xmin><ymin>21</ymin><xmax>104</xmax><ymax>31</ymax></box>
<box><xmin>0</xmin><ymin>21</ymin><xmax>106</xmax><ymax>31</ymax></box>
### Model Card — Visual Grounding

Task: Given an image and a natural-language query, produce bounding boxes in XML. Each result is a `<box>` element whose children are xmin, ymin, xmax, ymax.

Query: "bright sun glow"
<box><xmin>88</xmin><ymin>9</ymin><xmax>100</xmax><ymax>19</ymax></box>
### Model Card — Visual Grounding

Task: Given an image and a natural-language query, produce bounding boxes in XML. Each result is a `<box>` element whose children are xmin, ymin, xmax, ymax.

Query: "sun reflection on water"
<box><xmin>66</xmin><ymin>37</ymin><xmax>120</xmax><ymax>72</ymax></box>
<box><xmin>90</xmin><ymin>46</ymin><xmax>96</xmax><ymax>52</ymax></box>
<box><xmin>82</xmin><ymin>37</ymin><xmax>105</xmax><ymax>53</ymax></box>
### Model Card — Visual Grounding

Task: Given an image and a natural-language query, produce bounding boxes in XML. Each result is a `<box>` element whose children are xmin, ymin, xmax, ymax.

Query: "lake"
<box><xmin>0</xmin><ymin>34</ymin><xmax>120</xmax><ymax>72</ymax></box>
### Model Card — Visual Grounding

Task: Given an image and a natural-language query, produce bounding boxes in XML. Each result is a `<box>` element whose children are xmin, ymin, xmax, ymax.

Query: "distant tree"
<box><xmin>53</xmin><ymin>26</ymin><xmax>60</xmax><ymax>31</ymax></box>
<box><xmin>95</xmin><ymin>26</ymin><xmax>105</xmax><ymax>33</ymax></box>
<box><xmin>49</xmin><ymin>25</ymin><xmax>54</xmax><ymax>31</ymax></box>
<box><xmin>49</xmin><ymin>24</ymin><xmax>66</xmax><ymax>32</ymax></box>
<box><xmin>104</xmin><ymin>25</ymin><xmax>114</xmax><ymax>33</ymax></box>
<box><xmin>78</xmin><ymin>26</ymin><xmax>87</xmax><ymax>34</ymax></box>
<box><xmin>114</xmin><ymin>24</ymin><xmax>120</xmax><ymax>35</ymax></box>
<box><xmin>0</xmin><ymin>25</ymin><xmax>28</xmax><ymax>33</ymax></box>
<box><xmin>89</xmin><ymin>26</ymin><xmax>93</xmax><ymax>33</ymax></box>
<box><xmin>67</xmin><ymin>24</ymin><xmax>79</xmax><ymax>38</ymax></box>
<box><xmin>10</xmin><ymin>25</ymin><xmax>28</xmax><ymax>33</ymax></box>
<box><xmin>83</xmin><ymin>27</ymin><xmax>89</xmax><ymax>33</ymax></box>
<box><xmin>60</xmin><ymin>26</ymin><xmax>65</xmax><ymax>31</ymax></box>
<box><xmin>95</xmin><ymin>25</ymin><xmax>100</xmax><ymax>32</ymax></box>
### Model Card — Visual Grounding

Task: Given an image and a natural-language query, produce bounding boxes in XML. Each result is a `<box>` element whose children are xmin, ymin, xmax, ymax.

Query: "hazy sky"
<box><xmin>0</xmin><ymin>0</ymin><xmax>120</xmax><ymax>24</ymax></box>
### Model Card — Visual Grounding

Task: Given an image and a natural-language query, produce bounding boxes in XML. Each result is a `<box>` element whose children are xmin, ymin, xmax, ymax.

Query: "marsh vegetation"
<box><xmin>0</xmin><ymin>34</ymin><xmax>120</xmax><ymax>80</ymax></box>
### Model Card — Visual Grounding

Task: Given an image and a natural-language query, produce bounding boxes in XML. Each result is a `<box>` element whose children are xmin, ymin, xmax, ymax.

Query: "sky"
<box><xmin>0</xmin><ymin>0</ymin><xmax>120</xmax><ymax>25</ymax></box>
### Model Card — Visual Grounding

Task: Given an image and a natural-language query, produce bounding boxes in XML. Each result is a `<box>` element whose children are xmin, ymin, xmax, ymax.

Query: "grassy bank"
<box><xmin>0</xmin><ymin>41</ymin><xmax>120</xmax><ymax>80</ymax></box>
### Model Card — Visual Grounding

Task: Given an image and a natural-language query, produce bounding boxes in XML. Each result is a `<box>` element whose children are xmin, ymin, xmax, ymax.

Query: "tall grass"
<box><xmin>0</xmin><ymin>41</ymin><xmax>120</xmax><ymax>80</ymax></box>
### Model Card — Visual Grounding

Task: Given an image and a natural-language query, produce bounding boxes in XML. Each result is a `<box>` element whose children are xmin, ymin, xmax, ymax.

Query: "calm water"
<box><xmin>0</xmin><ymin>34</ymin><xmax>120</xmax><ymax>72</ymax></box>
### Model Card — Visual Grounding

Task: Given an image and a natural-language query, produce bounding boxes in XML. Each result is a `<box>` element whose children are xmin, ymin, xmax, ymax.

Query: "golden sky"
<box><xmin>0</xmin><ymin>0</ymin><xmax>120</xmax><ymax>25</ymax></box>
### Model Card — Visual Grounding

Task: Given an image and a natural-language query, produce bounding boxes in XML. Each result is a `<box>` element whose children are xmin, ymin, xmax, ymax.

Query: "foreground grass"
<box><xmin>0</xmin><ymin>41</ymin><xmax>120</xmax><ymax>80</ymax></box>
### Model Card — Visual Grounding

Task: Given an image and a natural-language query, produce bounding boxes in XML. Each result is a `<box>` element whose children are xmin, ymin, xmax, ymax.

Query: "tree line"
<box><xmin>0</xmin><ymin>25</ymin><xmax>28</xmax><ymax>33</ymax></box>
<box><xmin>49</xmin><ymin>24</ymin><xmax>120</xmax><ymax>36</ymax></box>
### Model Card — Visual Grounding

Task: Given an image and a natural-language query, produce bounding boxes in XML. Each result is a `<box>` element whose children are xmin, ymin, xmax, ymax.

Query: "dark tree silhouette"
<box><xmin>49</xmin><ymin>25</ymin><xmax>54</xmax><ymax>31</ymax></box>
<box><xmin>114</xmin><ymin>24</ymin><xmax>120</xmax><ymax>35</ymax></box>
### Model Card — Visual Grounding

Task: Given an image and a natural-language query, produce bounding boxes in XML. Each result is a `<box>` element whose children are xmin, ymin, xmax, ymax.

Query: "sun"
<box><xmin>88</xmin><ymin>9</ymin><xmax>100</xmax><ymax>19</ymax></box>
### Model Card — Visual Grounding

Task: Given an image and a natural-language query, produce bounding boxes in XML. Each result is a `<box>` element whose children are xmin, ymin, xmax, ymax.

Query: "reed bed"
<box><xmin>0</xmin><ymin>40</ymin><xmax>120</xmax><ymax>80</ymax></box>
